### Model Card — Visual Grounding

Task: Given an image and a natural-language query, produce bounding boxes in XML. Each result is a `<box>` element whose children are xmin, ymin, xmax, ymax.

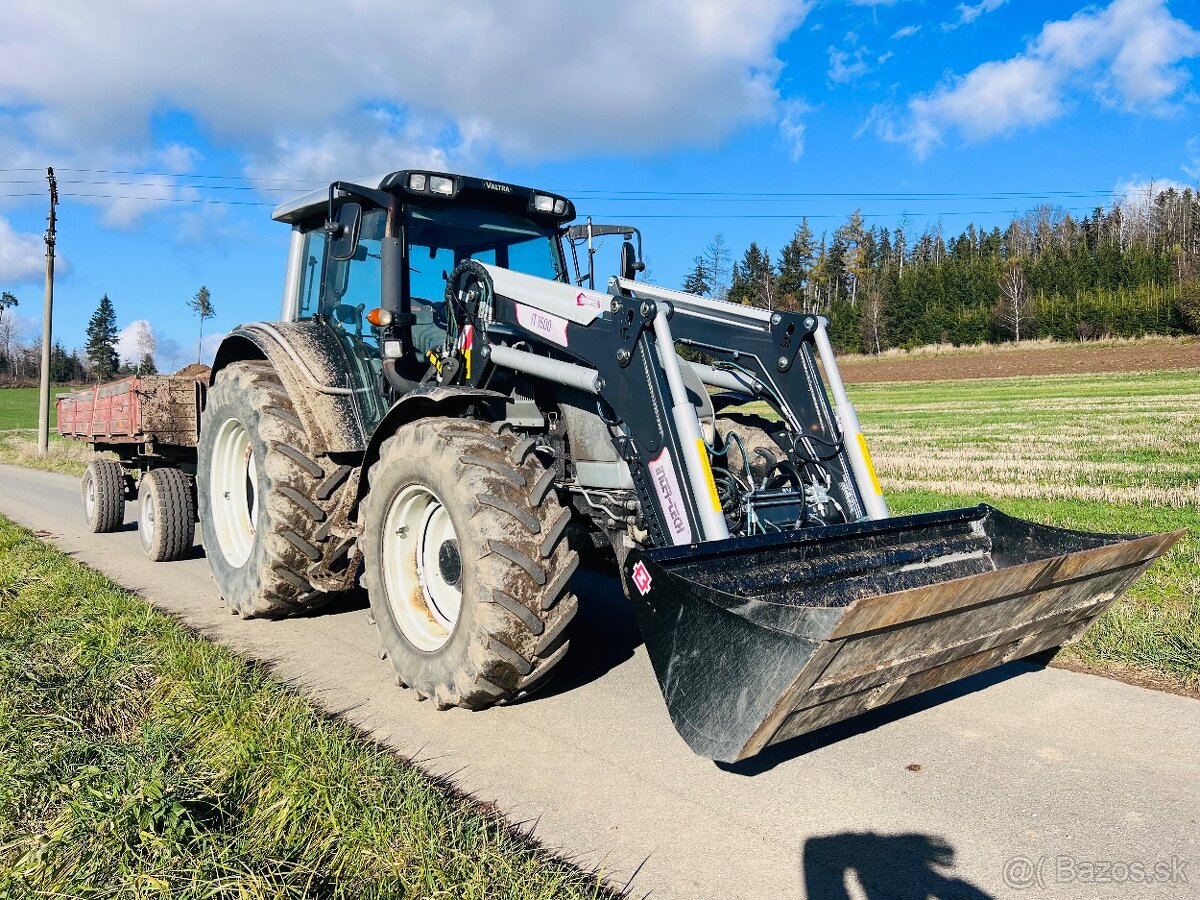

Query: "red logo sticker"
<box><xmin>632</xmin><ymin>560</ymin><xmax>653</xmax><ymax>596</ymax></box>
<box><xmin>575</xmin><ymin>291</ymin><xmax>602</xmax><ymax>310</ymax></box>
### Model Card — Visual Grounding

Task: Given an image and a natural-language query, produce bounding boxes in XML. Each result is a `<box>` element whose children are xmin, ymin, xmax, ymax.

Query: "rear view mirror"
<box><xmin>620</xmin><ymin>239</ymin><xmax>644</xmax><ymax>280</ymax></box>
<box><xmin>328</xmin><ymin>202</ymin><xmax>363</xmax><ymax>261</ymax></box>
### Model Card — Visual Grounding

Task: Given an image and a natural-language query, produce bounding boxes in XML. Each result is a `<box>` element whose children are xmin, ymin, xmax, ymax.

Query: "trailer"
<box><xmin>56</xmin><ymin>368</ymin><xmax>207</xmax><ymax>561</ymax></box>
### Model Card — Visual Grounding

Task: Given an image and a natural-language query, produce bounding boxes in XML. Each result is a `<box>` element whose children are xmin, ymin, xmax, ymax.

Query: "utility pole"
<box><xmin>37</xmin><ymin>167</ymin><xmax>58</xmax><ymax>456</ymax></box>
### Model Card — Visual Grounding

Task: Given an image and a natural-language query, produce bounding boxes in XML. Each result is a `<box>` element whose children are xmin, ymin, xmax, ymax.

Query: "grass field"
<box><xmin>748</xmin><ymin>368</ymin><xmax>1200</xmax><ymax>692</ymax></box>
<box><xmin>0</xmin><ymin>385</ymin><xmax>96</xmax><ymax>475</ymax></box>
<box><xmin>0</xmin><ymin>517</ymin><xmax>616</xmax><ymax>899</ymax></box>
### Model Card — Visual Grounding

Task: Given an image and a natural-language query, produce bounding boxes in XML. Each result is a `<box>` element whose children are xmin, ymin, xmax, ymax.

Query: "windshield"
<box><xmin>405</xmin><ymin>203</ymin><xmax>566</xmax><ymax>304</ymax></box>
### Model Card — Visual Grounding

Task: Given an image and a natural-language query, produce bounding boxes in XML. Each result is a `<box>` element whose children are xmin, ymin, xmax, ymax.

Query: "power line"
<box><xmin>0</xmin><ymin>167</ymin><xmax>1186</xmax><ymax>199</ymax></box>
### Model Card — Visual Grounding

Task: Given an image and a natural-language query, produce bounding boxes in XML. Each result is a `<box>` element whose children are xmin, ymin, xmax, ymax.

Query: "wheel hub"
<box><xmin>381</xmin><ymin>484</ymin><xmax>463</xmax><ymax>652</ymax></box>
<box><xmin>437</xmin><ymin>539</ymin><xmax>462</xmax><ymax>587</ymax></box>
<box><xmin>209</xmin><ymin>417</ymin><xmax>257</xmax><ymax>568</ymax></box>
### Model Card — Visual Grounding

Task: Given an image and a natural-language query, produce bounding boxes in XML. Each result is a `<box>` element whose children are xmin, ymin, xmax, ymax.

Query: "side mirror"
<box><xmin>328</xmin><ymin>202</ymin><xmax>363</xmax><ymax>262</ymax></box>
<box><xmin>620</xmin><ymin>239</ymin><xmax>644</xmax><ymax>280</ymax></box>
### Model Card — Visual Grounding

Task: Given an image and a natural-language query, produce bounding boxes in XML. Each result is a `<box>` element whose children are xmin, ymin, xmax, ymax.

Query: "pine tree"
<box><xmin>729</xmin><ymin>242</ymin><xmax>775</xmax><ymax>307</ymax></box>
<box><xmin>682</xmin><ymin>256</ymin><xmax>711</xmax><ymax>296</ymax></box>
<box><xmin>777</xmin><ymin>220</ymin><xmax>816</xmax><ymax>312</ymax></box>
<box><xmin>85</xmin><ymin>294</ymin><xmax>119</xmax><ymax>380</ymax></box>
<box><xmin>0</xmin><ymin>291</ymin><xmax>16</xmax><ymax>324</ymax></box>
<box><xmin>702</xmin><ymin>234</ymin><xmax>732</xmax><ymax>302</ymax></box>
<box><xmin>188</xmin><ymin>285</ymin><xmax>216</xmax><ymax>363</ymax></box>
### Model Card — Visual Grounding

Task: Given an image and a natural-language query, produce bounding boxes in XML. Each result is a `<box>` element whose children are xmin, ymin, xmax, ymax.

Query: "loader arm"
<box><xmin>446</xmin><ymin>262</ymin><xmax>876</xmax><ymax>550</ymax></box>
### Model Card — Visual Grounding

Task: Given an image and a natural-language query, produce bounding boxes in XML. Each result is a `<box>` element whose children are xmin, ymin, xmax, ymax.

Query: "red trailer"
<box><xmin>56</xmin><ymin>368</ymin><xmax>208</xmax><ymax>562</ymax></box>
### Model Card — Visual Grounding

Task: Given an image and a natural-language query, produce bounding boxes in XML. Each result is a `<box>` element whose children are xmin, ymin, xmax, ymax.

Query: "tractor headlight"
<box><xmin>532</xmin><ymin>194</ymin><xmax>555</xmax><ymax>213</ymax></box>
<box><xmin>428</xmin><ymin>176</ymin><xmax>454</xmax><ymax>195</ymax></box>
<box><xmin>407</xmin><ymin>173</ymin><xmax>427</xmax><ymax>192</ymax></box>
<box><xmin>553</xmin><ymin>198</ymin><xmax>566</xmax><ymax>215</ymax></box>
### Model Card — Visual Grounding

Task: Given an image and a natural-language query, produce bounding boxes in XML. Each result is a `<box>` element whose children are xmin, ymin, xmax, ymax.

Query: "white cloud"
<box><xmin>115</xmin><ymin>319</ymin><xmax>154</xmax><ymax>366</ymax></box>
<box><xmin>0</xmin><ymin>0</ymin><xmax>813</xmax><ymax>182</ymax></box>
<box><xmin>778</xmin><ymin>99</ymin><xmax>813</xmax><ymax>160</ymax></box>
<box><xmin>1184</xmin><ymin>137</ymin><xmax>1200</xmax><ymax>180</ymax></box>
<box><xmin>199</xmin><ymin>332</ymin><xmax>226</xmax><ymax>367</ymax></box>
<box><xmin>892</xmin><ymin>25</ymin><xmax>921</xmax><ymax>39</ymax></box>
<box><xmin>0</xmin><ymin>132</ymin><xmax>208</xmax><ymax>227</ymax></box>
<box><xmin>828</xmin><ymin>33</ymin><xmax>875</xmax><ymax>83</ymax></box>
<box><xmin>243</xmin><ymin>109</ymin><xmax>454</xmax><ymax>191</ymax></box>
<box><xmin>872</xmin><ymin>0</ymin><xmax>1200</xmax><ymax>157</ymax></box>
<box><xmin>943</xmin><ymin>0</ymin><xmax>1008</xmax><ymax>31</ymax></box>
<box><xmin>0</xmin><ymin>216</ymin><xmax>46</xmax><ymax>283</ymax></box>
<box><xmin>1113</xmin><ymin>176</ymin><xmax>1192</xmax><ymax>205</ymax></box>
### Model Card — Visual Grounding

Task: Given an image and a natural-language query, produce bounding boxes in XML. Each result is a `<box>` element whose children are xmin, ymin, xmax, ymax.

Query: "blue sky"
<box><xmin>1</xmin><ymin>0</ymin><xmax>1197</xmax><ymax>369</ymax></box>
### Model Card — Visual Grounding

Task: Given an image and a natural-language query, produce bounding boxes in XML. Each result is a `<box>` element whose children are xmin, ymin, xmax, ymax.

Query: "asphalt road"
<box><xmin>2</xmin><ymin>463</ymin><xmax>1198</xmax><ymax>900</ymax></box>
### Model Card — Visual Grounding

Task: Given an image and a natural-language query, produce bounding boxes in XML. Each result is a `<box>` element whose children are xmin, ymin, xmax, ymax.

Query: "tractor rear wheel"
<box><xmin>197</xmin><ymin>360</ymin><xmax>352</xmax><ymax>617</ymax></box>
<box><xmin>82</xmin><ymin>459</ymin><xmax>125</xmax><ymax>533</ymax></box>
<box><xmin>362</xmin><ymin>418</ymin><xmax>578</xmax><ymax>709</ymax></box>
<box><xmin>138</xmin><ymin>467</ymin><xmax>196</xmax><ymax>562</ymax></box>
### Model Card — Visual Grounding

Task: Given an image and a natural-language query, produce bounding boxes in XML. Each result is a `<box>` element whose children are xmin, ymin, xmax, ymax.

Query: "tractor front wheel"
<box><xmin>362</xmin><ymin>418</ymin><xmax>578</xmax><ymax>709</ymax></box>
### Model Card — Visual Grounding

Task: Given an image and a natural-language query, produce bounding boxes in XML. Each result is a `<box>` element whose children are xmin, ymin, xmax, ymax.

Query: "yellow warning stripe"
<box><xmin>696</xmin><ymin>439</ymin><xmax>723</xmax><ymax>512</ymax></box>
<box><xmin>856</xmin><ymin>432</ymin><xmax>883</xmax><ymax>496</ymax></box>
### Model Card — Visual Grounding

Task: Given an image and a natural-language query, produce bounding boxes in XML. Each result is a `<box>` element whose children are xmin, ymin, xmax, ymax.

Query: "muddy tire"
<box><xmin>362</xmin><ymin>418</ymin><xmax>579</xmax><ymax>709</ymax></box>
<box><xmin>138</xmin><ymin>467</ymin><xmax>196</xmax><ymax>562</ymax></box>
<box><xmin>82</xmin><ymin>459</ymin><xmax>125</xmax><ymax>533</ymax></box>
<box><xmin>197</xmin><ymin>361</ymin><xmax>354</xmax><ymax>618</ymax></box>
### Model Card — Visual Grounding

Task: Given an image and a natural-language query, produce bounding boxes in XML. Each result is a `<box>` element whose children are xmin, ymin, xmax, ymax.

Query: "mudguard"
<box><xmin>211</xmin><ymin>322</ymin><xmax>370</xmax><ymax>454</ymax></box>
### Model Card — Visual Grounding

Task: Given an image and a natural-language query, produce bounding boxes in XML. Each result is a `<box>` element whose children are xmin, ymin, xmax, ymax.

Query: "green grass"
<box><xmin>888</xmin><ymin>491</ymin><xmax>1199</xmax><ymax>690</ymax></box>
<box><xmin>0</xmin><ymin>386</ymin><xmax>95</xmax><ymax>476</ymax></box>
<box><xmin>0</xmin><ymin>385</ymin><xmax>84</xmax><ymax>431</ymax></box>
<box><xmin>0</xmin><ymin>516</ymin><xmax>617</xmax><ymax>899</ymax></box>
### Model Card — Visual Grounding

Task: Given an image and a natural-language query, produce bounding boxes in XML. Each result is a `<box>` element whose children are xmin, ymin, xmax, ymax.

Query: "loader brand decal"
<box><xmin>483</xmin><ymin>180</ymin><xmax>512</xmax><ymax>193</ymax></box>
<box><xmin>631</xmin><ymin>560</ymin><xmax>653</xmax><ymax>596</ymax></box>
<box><xmin>648</xmin><ymin>448</ymin><xmax>693</xmax><ymax>545</ymax></box>
<box><xmin>514</xmin><ymin>303</ymin><xmax>569</xmax><ymax>347</ymax></box>
<box><xmin>575</xmin><ymin>291</ymin><xmax>603</xmax><ymax>311</ymax></box>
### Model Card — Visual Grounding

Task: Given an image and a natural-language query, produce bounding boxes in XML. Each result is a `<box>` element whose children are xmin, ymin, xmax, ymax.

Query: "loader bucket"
<box><xmin>622</xmin><ymin>505</ymin><xmax>1183</xmax><ymax>763</ymax></box>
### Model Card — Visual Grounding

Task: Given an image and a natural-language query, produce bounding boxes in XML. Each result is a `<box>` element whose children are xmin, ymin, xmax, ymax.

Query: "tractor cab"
<box><xmin>273</xmin><ymin>171</ymin><xmax>581</xmax><ymax>418</ymax></box>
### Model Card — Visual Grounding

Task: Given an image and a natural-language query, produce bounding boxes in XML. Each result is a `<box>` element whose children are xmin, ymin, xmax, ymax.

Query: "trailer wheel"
<box><xmin>197</xmin><ymin>361</ymin><xmax>349</xmax><ymax>618</ymax></box>
<box><xmin>138</xmin><ymin>468</ymin><xmax>196</xmax><ymax>562</ymax></box>
<box><xmin>362</xmin><ymin>418</ymin><xmax>579</xmax><ymax>709</ymax></box>
<box><xmin>82</xmin><ymin>459</ymin><xmax>125</xmax><ymax>533</ymax></box>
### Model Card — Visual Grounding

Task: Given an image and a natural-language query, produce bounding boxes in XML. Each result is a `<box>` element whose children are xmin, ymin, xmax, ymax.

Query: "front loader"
<box><xmin>196</xmin><ymin>170</ymin><xmax>1182</xmax><ymax>763</ymax></box>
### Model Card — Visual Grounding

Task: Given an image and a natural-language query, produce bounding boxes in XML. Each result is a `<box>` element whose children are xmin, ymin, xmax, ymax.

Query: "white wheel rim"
<box><xmin>209</xmin><ymin>417</ymin><xmax>258</xmax><ymax>567</ymax></box>
<box><xmin>84</xmin><ymin>472</ymin><xmax>96</xmax><ymax>520</ymax></box>
<box><xmin>139</xmin><ymin>477</ymin><xmax>156</xmax><ymax>546</ymax></box>
<box><xmin>382</xmin><ymin>484</ymin><xmax>463</xmax><ymax>651</ymax></box>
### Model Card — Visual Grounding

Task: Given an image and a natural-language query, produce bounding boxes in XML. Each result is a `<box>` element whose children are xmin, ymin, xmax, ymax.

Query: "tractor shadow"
<box><xmin>801</xmin><ymin>832</ymin><xmax>993</xmax><ymax>899</ymax></box>
<box><xmin>536</xmin><ymin>569</ymin><xmax>642</xmax><ymax>698</ymax></box>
